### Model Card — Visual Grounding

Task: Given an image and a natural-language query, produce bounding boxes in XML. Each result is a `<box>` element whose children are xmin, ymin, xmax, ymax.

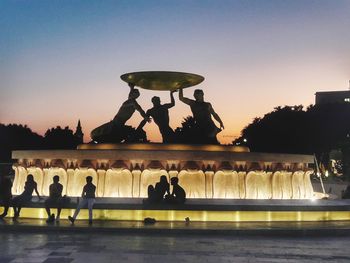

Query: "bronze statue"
<box><xmin>91</xmin><ymin>71</ymin><xmax>223</xmax><ymax>144</ymax></box>
<box><xmin>137</xmin><ymin>90</ymin><xmax>176</xmax><ymax>143</ymax></box>
<box><xmin>179</xmin><ymin>88</ymin><xmax>224</xmax><ymax>144</ymax></box>
<box><xmin>91</xmin><ymin>83</ymin><xmax>149</xmax><ymax>143</ymax></box>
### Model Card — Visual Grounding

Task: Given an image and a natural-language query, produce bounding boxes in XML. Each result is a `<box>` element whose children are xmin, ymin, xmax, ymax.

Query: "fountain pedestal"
<box><xmin>12</xmin><ymin>143</ymin><xmax>315</xmax><ymax>200</ymax></box>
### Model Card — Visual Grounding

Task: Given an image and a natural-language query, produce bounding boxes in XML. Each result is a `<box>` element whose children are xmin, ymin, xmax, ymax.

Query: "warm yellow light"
<box><xmin>2</xmin><ymin>207</ymin><xmax>350</xmax><ymax>222</ymax></box>
<box><xmin>77</xmin><ymin>143</ymin><xmax>250</xmax><ymax>152</ymax></box>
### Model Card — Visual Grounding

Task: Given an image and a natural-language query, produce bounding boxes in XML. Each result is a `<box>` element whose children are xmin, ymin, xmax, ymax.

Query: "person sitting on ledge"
<box><xmin>12</xmin><ymin>174</ymin><xmax>41</xmax><ymax>220</ymax></box>
<box><xmin>45</xmin><ymin>175</ymin><xmax>63</xmax><ymax>223</ymax></box>
<box><xmin>146</xmin><ymin>175</ymin><xmax>170</xmax><ymax>204</ymax></box>
<box><xmin>68</xmin><ymin>176</ymin><xmax>96</xmax><ymax>225</ymax></box>
<box><xmin>165</xmin><ymin>177</ymin><xmax>186</xmax><ymax>204</ymax></box>
<box><xmin>0</xmin><ymin>173</ymin><xmax>13</xmax><ymax>219</ymax></box>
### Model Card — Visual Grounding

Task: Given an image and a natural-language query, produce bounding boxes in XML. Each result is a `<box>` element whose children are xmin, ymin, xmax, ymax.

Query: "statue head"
<box><xmin>194</xmin><ymin>89</ymin><xmax>204</xmax><ymax>101</ymax></box>
<box><xmin>129</xmin><ymin>88</ymin><xmax>140</xmax><ymax>99</ymax></box>
<box><xmin>53</xmin><ymin>175</ymin><xmax>60</xmax><ymax>183</ymax></box>
<box><xmin>151</xmin><ymin>96</ymin><xmax>161</xmax><ymax>106</ymax></box>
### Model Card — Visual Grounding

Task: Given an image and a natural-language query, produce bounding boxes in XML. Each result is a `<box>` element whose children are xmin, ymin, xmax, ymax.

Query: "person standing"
<box><xmin>0</xmin><ymin>173</ymin><xmax>13</xmax><ymax>218</ymax></box>
<box><xmin>45</xmin><ymin>175</ymin><xmax>63</xmax><ymax>223</ymax></box>
<box><xmin>68</xmin><ymin>176</ymin><xmax>96</xmax><ymax>225</ymax></box>
<box><xmin>12</xmin><ymin>174</ymin><xmax>41</xmax><ymax>219</ymax></box>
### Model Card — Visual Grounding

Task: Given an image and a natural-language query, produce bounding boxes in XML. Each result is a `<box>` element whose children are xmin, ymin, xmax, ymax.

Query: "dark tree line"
<box><xmin>0</xmin><ymin>124</ymin><xmax>82</xmax><ymax>162</ymax></box>
<box><xmin>2</xmin><ymin>103</ymin><xmax>349</xmax><ymax>166</ymax></box>
<box><xmin>233</xmin><ymin>103</ymin><xmax>350</xmax><ymax>175</ymax></box>
<box><xmin>234</xmin><ymin>103</ymin><xmax>350</xmax><ymax>155</ymax></box>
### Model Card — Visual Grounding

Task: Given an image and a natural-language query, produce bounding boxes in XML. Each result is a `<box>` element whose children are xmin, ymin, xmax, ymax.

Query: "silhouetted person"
<box><xmin>0</xmin><ymin>174</ymin><xmax>13</xmax><ymax>218</ymax></box>
<box><xmin>166</xmin><ymin>177</ymin><xmax>186</xmax><ymax>204</ymax></box>
<box><xmin>68</xmin><ymin>176</ymin><xmax>96</xmax><ymax>225</ymax></box>
<box><xmin>12</xmin><ymin>174</ymin><xmax>41</xmax><ymax>219</ymax></box>
<box><xmin>91</xmin><ymin>83</ymin><xmax>149</xmax><ymax>142</ymax></box>
<box><xmin>179</xmin><ymin>88</ymin><xmax>224</xmax><ymax>144</ymax></box>
<box><xmin>147</xmin><ymin>175</ymin><xmax>170</xmax><ymax>203</ymax></box>
<box><xmin>45</xmin><ymin>175</ymin><xmax>63</xmax><ymax>223</ymax></box>
<box><xmin>138</xmin><ymin>90</ymin><xmax>176</xmax><ymax>143</ymax></box>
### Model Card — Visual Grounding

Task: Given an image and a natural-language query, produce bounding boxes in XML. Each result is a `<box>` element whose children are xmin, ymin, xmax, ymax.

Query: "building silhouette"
<box><xmin>74</xmin><ymin>120</ymin><xmax>84</xmax><ymax>144</ymax></box>
<box><xmin>315</xmin><ymin>90</ymin><xmax>350</xmax><ymax>105</ymax></box>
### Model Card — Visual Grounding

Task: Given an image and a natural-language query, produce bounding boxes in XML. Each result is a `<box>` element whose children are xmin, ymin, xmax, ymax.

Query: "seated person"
<box><xmin>0</xmin><ymin>173</ymin><xmax>13</xmax><ymax>218</ymax></box>
<box><xmin>45</xmin><ymin>175</ymin><xmax>63</xmax><ymax>223</ymax></box>
<box><xmin>12</xmin><ymin>174</ymin><xmax>41</xmax><ymax>220</ymax></box>
<box><xmin>166</xmin><ymin>177</ymin><xmax>186</xmax><ymax>204</ymax></box>
<box><xmin>146</xmin><ymin>175</ymin><xmax>170</xmax><ymax>204</ymax></box>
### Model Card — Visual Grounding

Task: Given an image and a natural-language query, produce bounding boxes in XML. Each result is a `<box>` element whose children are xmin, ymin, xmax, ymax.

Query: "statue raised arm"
<box><xmin>178</xmin><ymin>88</ymin><xmax>224</xmax><ymax>144</ymax></box>
<box><xmin>91</xmin><ymin>83</ymin><xmax>148</xmax><ymax>143</ymax></box>
<box><xmin>137</xmin><ymin>90</ymin><xmax>177</xmax><ymax>143</ymax></box>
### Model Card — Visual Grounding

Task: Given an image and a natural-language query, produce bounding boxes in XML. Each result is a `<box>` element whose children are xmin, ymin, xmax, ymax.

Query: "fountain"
<box><xmin>8</xmin><ymin>71</ymin><xmax>341</xmax><ymax>222</ymax></box>
<box><xmin>11</xmin><ymin>143</ymin><xmax>315</xmax><ymax>199</ymax></box>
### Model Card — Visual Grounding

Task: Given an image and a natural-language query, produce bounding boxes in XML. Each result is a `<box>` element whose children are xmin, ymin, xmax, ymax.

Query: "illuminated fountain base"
<box><xmin>12</xmin><ymin>144</ymin><xmax>316</xmax><ymax>200</ymax></box>
<box><xmin>2</xmin><ymin>198</ymin><xmax>350</xmax><ymax>222</ymax></box>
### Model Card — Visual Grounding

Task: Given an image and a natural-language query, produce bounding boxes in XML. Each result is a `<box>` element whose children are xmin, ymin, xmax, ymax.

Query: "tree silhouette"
<box><xmin>233</xmin><ymin>103</ymin><xmax>350</xmax><ymax>167</ymax></box>
<box><xmin>174</xmin><ymin>116</ymin><xmax>219</xmax><ymax>144</ymax></box>
<box><xmin>44</xmin><ymin>126</ymin><xmax>81</xmax><ymax>149</ymax></box>
<box><xmin>0</xmin><ymin>124</ymin><xmax>83</xmax><ymax>162</ymax></box>
<box><xmin>0</xmin><ymin>124</ymin><xmax>44</xmax><ymax>162</ymax></box>
<box><xmin>174</xmin><ymin>116</ymin><xmax>197</xmax><ymax>144</ymax></box>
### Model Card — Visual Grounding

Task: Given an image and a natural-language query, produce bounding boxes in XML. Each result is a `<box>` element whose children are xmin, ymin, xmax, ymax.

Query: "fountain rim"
<box><xmin>77</xmin><ymin>143</ymin><xmax>249</xmax><ymax>152</ymax></box>
<box><xmin>120</xmin><ymin>71</ymin><xmax>205</xmax><ymax>91</ymax></box>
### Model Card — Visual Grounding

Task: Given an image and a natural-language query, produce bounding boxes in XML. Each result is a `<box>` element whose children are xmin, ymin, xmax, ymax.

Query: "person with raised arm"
<box><xmin>137</xmin><ymin>90</ymin><xmax>177</xmax><ymax>143</ymax></box>
<box><xmin>179</xmin><ymin>88</ymin><xmax>224</xmax><ymax>144</ymax></box>
<box><xmin>91</xmin><ymin>83</ymin><xmax>150</xmax><ymax>142</ymax></box>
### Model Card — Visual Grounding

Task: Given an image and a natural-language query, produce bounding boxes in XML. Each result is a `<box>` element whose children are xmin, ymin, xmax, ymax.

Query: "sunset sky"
<box><xmin>1</xmin><ymin>0</ymin><xmax>350</xmax><ymax>144</ymax></box>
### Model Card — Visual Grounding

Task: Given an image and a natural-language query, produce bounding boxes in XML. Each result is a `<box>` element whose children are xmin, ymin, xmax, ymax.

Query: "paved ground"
<box><xmin>2</xmin><ymin>218</ymin><xmax>350</xmax><ymax>262</ymax></box>
<box><xmin>1</xmin><ymin>231</ymin><xmax>350</xmax><ymax>263</ymax></box>
<box><xmin>2</xmin><ymin>218</ymin><xmax>350</xmax><ymax>236</ymax></box>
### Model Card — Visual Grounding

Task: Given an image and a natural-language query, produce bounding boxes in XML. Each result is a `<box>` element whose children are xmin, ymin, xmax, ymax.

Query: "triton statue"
<box><xmin>179</xmin><ymin>88</ymin><xmax>224</xmax><ymax>144</ymax></box>
<box><xmin>91</xmin><ymin>71</ymin><xmax>223</xmax><ymax>144</ymax></box>
<box><xmin>137</xmin><ymin>90</ymin><xmax>177</xmax><ymax>143</ymax></box>
<box><xmin>91</xmin><ymin>83</ymin><xmax>149</xmax><ymax>143</ymax></box>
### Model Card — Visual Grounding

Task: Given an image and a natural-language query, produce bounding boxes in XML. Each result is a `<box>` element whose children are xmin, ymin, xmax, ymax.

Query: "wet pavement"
<box><xmin>1</xmin><ymin>218</ymin><xmax>350</xmax><ymax>262</ymax></box>
<box><xmin>1</xmin><ymin>231</ymin><xmax>350</xmax><ymax>263</ymax></box>
<box><xmin>2</xmin><ymin>218</ymin><xmax>350</xmax><ymax>236</ymax></box>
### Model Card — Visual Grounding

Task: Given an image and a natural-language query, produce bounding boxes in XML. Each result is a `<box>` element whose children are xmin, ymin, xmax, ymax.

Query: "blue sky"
<box><xmin>1</xmin><ymin>0</ymin><xmax>350</xmax><ymax>143</ymax></box>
